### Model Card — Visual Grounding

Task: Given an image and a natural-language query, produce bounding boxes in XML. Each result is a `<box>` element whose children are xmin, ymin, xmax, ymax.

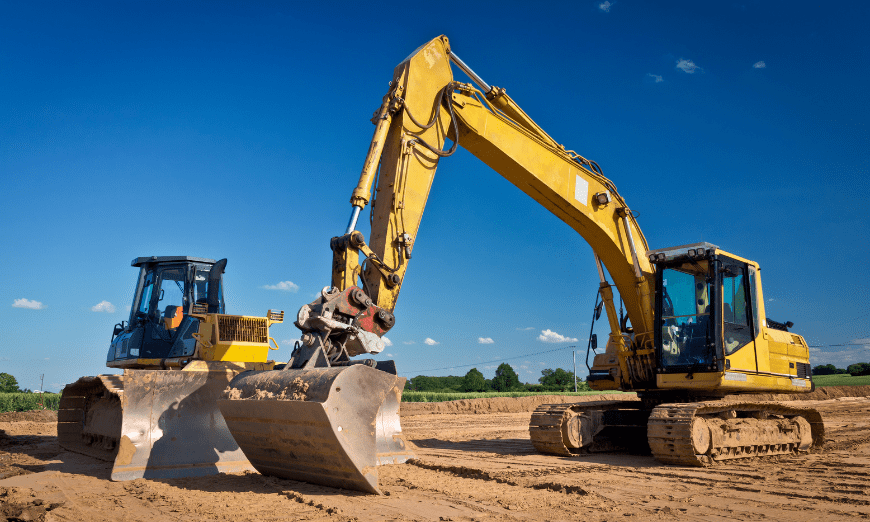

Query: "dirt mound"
<box><xmin>400</xmin><ymin>393</ymin><xmax>637</xmax><ymax>416</ymax></box>
<box><xmin>0</xmin><ymin>410</ymin><xmax>57</xmax><ymax>423</ymax></box>
<box><xmin>725</xmin><ymin>385</ymin><xmax>870</xmax><ymax>402</ymax></box>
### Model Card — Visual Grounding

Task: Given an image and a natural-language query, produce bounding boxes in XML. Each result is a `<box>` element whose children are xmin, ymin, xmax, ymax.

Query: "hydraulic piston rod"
<box><xmin>448</xmin><ymin>51</ymin><xmax>491</xmax><ymax>94</ymax></box>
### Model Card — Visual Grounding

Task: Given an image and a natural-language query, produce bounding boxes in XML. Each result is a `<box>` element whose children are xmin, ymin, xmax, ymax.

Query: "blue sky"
<box><xmin>2</xmin><ymin>1</ymin><xmax>867</xmax><ymax>392</ymax></box>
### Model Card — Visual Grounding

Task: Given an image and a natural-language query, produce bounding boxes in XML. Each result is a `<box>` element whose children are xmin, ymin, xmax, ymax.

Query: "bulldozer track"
<box><xmin>57</xmin><ymin>375</ymin><xmax>125</xmax><ymax>462</ymax></box>
<box><xmin>647</xmin><ymin>401</ymin><xmax>825</xmax><ymax>467</ymax></box>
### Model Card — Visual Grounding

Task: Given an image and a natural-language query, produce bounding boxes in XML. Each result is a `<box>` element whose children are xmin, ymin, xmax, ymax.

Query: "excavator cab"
<box><xmin>107</xmin><ymin>256</ymin><xmax>226</xmax><ymax>368</ymax></box>
<box><xmin>648</xmin><ymin>243</ymin><xmax>812</xmax><ymax>394</ymax></box>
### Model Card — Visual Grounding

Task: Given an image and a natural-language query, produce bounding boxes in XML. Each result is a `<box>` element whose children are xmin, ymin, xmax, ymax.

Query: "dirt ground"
<box><xmin>2</xmin><ymin>391</ymin><xmax>870</xmax><ymax>522</ymax></box>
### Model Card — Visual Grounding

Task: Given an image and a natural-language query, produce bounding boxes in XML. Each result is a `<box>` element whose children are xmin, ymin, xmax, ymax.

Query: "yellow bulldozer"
<box><xmin>61</xmin><ymin>35</ymin><xmax>823</xmax><ymax>495</ymax></box>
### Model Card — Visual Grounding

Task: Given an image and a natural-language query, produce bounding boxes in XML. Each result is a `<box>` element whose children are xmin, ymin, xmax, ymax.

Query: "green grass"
<box><xmin>812</xmin><ymin>374</ymin><xmax>870</xmax><ymax>387</ymax></box>
<box><xmin>0</xmin><ymin>393</ymin><xmax>60</xmax><ymax>412</ymax></box>
<box><xmin>402</xmin><ymin>390</ymin><xmax>630</xmax><ymax>403</ymax></box>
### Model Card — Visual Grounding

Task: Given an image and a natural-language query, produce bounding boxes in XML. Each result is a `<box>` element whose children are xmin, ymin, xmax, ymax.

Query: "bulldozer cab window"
<box><xmin>722</xmin><ymin>263</ymin><xmax>753</xmax><ymax>354</ymax></box>
<box><xmin>157</xmin><ymin>267</ymin><xmax>186</xmax><ymax>316</ymax></box>
<box><xmin>138</xmin><ymin>271</ymin><xmax>155</xmax><ymax>315</ymax></box>
<box><xmin>194</xmin><ymin>268</ymin><xmax>209</xmax><ymax>304</ymax></box>
<box><xmin>659</xmin><ymin>262</ymin><xmax>714</xmax><ymax>369</ymax></box>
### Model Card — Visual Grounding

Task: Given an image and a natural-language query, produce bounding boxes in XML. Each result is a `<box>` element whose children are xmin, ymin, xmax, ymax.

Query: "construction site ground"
<box><xmin>2</xmin><ymin>387</ymin><xmax>870</xmax><ymax>522</ymax></box>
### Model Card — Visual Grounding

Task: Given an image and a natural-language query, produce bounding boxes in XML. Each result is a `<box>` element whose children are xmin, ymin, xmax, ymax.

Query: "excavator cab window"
<box><xmin>657</xmin><ymin>261</ymin><xmax>715</xmax><ymax>370</ymax></box>
<box><xmin>721</xmin><ymin>261</ymin><xmax>754</xmax><ymax>355</ymax></box>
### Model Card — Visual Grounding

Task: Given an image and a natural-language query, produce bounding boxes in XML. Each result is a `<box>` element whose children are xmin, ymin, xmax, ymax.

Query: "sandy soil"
<box><xmin>2</xmin><ymin>392</ymin><xmax>870</xmax><ymax>521</ymax></box>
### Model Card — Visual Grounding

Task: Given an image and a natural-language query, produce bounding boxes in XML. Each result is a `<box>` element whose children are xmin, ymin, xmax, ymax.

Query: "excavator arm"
<box><xmin>305</xmin><ymin>35</ymin><xmax>656</xmax><ymax>390</ymax></box>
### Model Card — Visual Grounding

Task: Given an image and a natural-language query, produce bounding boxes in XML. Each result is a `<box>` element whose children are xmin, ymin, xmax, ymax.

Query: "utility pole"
<box><xmin>38</xmin><ymin>374</ymin><xmax>45</xmax><ymax>409</ymax></box>
<box><xmin>569</xmin><ymin>346</ymin><xmax>577</xmax><ymax>392</ymax></box>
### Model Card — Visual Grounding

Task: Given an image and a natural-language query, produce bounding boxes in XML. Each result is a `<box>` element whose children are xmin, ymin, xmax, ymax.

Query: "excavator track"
<box><xmin>529</xmin><ymin>400</ymin><xmax>648</xmax><ymax>456</ymax></box>
<box><xmin>647</xmin><ymin>401</ymin><xmax>824</xmax><ymax>467</ymax></box>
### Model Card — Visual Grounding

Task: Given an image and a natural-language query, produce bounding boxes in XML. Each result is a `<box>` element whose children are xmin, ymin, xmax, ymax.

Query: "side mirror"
<box><xmin>590</xmin><ymin>333</ymin><xmax>598</xmax><ymax>350</ymax></box>
<box><xmin>112</xmin><ymin>323</ymin><xmax>124</xmax><ymax>339</ymax></box>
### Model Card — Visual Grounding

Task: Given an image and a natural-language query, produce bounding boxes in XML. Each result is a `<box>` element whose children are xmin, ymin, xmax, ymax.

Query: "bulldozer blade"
<box><xmin>110</xmin><ymin>368</ymin><xmax>255</xmax><ymax>480</ymax></box>
<box><xmin>58</xmin><ymin>368</ymin><xmax>255</xmax><ymax>481</ymax></box>
<box><xmin>218</xmin><ymin>365</ymin><xmax>413</xmax><ymax>494</ymax></box>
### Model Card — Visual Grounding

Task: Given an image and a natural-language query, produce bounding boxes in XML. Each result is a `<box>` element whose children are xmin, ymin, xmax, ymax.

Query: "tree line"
<box><xmin>813</xmin><ymin>363</ymin><xmax>870</xmax><ymax>376</ymax></box>
<box><xmin>405</xmin><ymin>363</ymin><xmax>590</xmax><ymax>393</ymax></box>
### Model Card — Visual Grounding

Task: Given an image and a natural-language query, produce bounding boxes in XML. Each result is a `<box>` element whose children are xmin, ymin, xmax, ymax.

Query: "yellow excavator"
<box><xmin>221</xmin><ymin>35</ymin><xmax>822</xmax><ymax>492</ymax></box>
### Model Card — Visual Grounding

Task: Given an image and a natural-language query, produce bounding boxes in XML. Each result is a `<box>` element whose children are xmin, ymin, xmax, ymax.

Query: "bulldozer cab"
<box><xmin>107</xmin><ymin>256</ymin><xmax>225</xmax><ymax>366</ymax></box>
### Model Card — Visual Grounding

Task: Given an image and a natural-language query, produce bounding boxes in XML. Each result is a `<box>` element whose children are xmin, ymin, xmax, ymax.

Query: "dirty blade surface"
<box><xmin>219</xmin><ymin>365</ymin><xmax>413</xmax><ymax>494</ymax></box>
<box><xmin>109</xmin><ymin>368</ymin><xmax>254</xmax><ymax>480</ymax></box>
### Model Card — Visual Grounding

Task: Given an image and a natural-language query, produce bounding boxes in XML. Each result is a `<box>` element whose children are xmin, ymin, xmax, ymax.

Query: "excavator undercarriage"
<box><xmin>530</xmin><ymin>399</ymin><xmax>824</xmax><ymax>465</ymax></box>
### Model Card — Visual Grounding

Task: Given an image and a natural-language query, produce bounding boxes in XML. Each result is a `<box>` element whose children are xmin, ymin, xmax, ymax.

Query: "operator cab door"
<box><xmin>138</xmin><ymin>264</ymin><xmax>188</xmax><ymax>359</ymax></box>
<box><xmin>718</xmin><ymin>257</ymin><xmax>760</xmax><ymax>373</ymax></box>
<box><xmin>655</xmin><ymin>253</ymin><xmax>762</xmax><ymax>375</ymax></box>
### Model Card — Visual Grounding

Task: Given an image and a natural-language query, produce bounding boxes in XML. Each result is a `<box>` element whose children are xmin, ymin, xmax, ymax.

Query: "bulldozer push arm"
<box><xmin>318</xmin><ymin>35</ymin><xmax>655</xmax><ymax>389</ymax></box>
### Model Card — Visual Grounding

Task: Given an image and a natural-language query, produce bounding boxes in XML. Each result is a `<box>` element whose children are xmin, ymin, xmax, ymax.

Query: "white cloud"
<box><xmin>424</xmin><ymin>338</ymin><xmax>439</xmax><ymax>346</ymax></box>
<box><xmin>403</xmin><ymin>341</ymin><xmax>415</xmax><ymax>345</ymax></box>
<box><xmin>599</xmin><ymin>1</ymin><xmax>612</xmax><ymax>12</ymax></box>
<box><xmin>850</xmin><ymin>338</ymin><xmax>870</xmax><ymax>347</ymax></box>
<box><xmin>478</xmin><ymin>337</ymin><xmax>494</xmax><ymax>344</ymax></box>
<box><xmin>647</xmin><ymin>73</ymin><xmax>664</xmax><ymax>83</ymax></box>
<box><xmin>13</xmin><ymin>298</ymin><xmax>44</xmax><ymax>310</ymax></box>
<box><xmin>516</xmin><ymin>327</ymin><xmax>535</xmax><ymax>331</ymax></box>
<box><xmin>262</xmin><ymin>281</ymin><xmax>300</xmax><ymax>292</ymax></box>
<box><xmin>753</xmin><ymin>61</ymin><xmax>766</xmax><ymax>69</ymax></box>
<box><xmin>538</xmin><ymin>329</ymin><xmax>578</xmax><ymax>343</ymax></box>
<box><xmin>385</xmin><ymin>353</ymin><xmax>393</xmax><ymax>357</ymax></box>
<box><xmin>91</xmin><ymin>300</ymin><xmax>116</xmax><ymax>313</ymax></box>
<box><xmin>281</xmin><ymin>339</ymin><xmax>299</xmax><ymax>346</ymax></box>
<box><xmin>676</xmin><ymin>58</ymin><xmax>701</xmax><ymax>74</ymax></box>
<box><xmin>382</xmin><ymin>336</ymin><xmax>393</xmax><ymax>347</ymax></box>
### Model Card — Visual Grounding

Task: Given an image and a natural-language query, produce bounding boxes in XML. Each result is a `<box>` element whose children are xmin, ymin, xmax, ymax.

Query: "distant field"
<box><xmin>812</xmin><ymin>374</ymin><xmax>870</xmax><ymax>387</ymax></box>
<box><xmin>402</xmin><ymin>390</ymin><xmax>624</xmax><ymax>403</ymax></box>
<box><xmin>0</xmin><ymin>393</ymin><xmax>60</xmax><ymax>412</ymax></box>
<box><xmin>0</xmin><ymin>378</ymin><xmax>865</xmax><ymax>411</ymax></box>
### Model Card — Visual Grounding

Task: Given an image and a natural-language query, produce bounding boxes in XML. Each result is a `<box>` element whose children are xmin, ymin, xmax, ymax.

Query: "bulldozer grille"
<box><xmin>218</xmin><ymin>316</ymin><xmax>269</xmax><ymax>343</ymax></box>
